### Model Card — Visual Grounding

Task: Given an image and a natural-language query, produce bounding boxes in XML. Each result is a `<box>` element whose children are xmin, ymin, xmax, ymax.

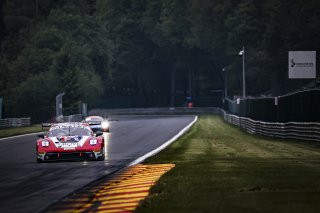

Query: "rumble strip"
<box><xmin>47</xmin><ymin>164</ymin><xmax>175</xmax><ymax>213</ymax></box>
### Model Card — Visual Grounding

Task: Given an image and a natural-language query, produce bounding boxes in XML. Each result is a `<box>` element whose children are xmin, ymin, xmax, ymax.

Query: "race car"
<box><xmin>36</xmin><ymin>122</ymin><xmax>105</xmax><ymax>162</ymax></box>
<box><xmin>82</xmin><ymin>115</ymin><xmax>110</xmax><ymax>132</ymax></box>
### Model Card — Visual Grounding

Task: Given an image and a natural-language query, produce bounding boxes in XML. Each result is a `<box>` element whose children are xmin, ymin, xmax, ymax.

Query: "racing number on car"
<box><xmin>61</xmin><ymin>143</ymin><xmax>78</xmax><ymax>148</ymax></box>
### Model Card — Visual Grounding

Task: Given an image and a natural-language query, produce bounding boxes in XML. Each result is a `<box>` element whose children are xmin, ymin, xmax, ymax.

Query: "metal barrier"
<box><xmin>0</xmin><ymin>117</ymin><xmax>31</xmax><ymax>129</ymax></box>
<box><xmin>89</xmin><ymin>107</ymin><xmax>220</xmax><ymax>116</ymax></box>
<box><xmin>221</xmin><ymin>110</ymin><xmax>320</xmax><ymax>142</ymax></box>
<box><xmin>62</xmin><ymin>114</ymin><xmax>83</xmax><ymax>122</ymax></box>
<box><xmin>42</xmin><ymin>114</ymin><xmax>84</xmax><ymax>130</ymax></box>
<box><xmin>52</xmin><ymin>114</ymin><xmax>83</xmax><ymax>123</ymax></box>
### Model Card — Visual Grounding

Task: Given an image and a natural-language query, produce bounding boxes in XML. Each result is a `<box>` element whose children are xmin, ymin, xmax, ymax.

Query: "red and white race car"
<box><xmin>36</xmin><ymin>122</ymin><xmax>105</xmax><ymax>162</ymax></box>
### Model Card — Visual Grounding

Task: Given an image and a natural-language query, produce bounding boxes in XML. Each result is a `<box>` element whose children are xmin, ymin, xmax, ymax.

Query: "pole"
<box><xmin>170</xmin><ymin>67</ymin><xmax>176</xmax><ymax>107</ymax></box>
<box><xmin>242</xmin><ymin>46</ymin><xmax>246</xmax><ymax>98</ymax></box>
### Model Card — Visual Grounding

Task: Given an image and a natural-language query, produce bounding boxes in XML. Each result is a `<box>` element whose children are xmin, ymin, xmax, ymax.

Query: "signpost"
<box><xmin>56</xmin><ymin>92</ymin><xmax>65</xmax><ymax>122</ymax></box>
<box><xmin>289</xmin><ymin>51</ymin><xmax>316</xmax><ymax>79</ymax></box>
<box><xmin>81</xmin><ymin>102</ymin><xmax>87</xmax><ymax>117</ymax></box>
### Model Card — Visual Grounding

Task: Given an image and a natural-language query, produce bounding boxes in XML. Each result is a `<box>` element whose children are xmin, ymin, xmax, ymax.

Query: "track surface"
<box><xmin>0</xmin><ymin>115</ymin><xmax>195</xmax><ymax>213</ymax></box>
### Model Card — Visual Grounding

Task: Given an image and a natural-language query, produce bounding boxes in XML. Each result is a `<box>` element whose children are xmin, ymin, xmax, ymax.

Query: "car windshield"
<box><xmin>86</xmin><ymin>117</ymin><xmax>103</xmax><ymax>122</ymax></box>
<box><xmin>48</xmin><ymin>126</ymin><xmax>92</xmax><ymax>137</ymax></box>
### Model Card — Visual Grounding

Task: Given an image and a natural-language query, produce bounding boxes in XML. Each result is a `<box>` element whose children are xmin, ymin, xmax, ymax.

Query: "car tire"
<box><xmin>97</xmin><ymin>155</ymin><xmax>105</xmax><ymax>161</ymax></box>
<box><xmin>97</xmin><ymin>149</ymin><xmax>105</xmax><ymax>161</ymax></box>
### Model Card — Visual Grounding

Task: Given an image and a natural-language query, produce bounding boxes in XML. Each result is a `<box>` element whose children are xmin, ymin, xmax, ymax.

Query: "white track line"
<box><xmin>128</xmin><ymin>115</ymin><xmax>198</xmax><ymax>167</ymax></box>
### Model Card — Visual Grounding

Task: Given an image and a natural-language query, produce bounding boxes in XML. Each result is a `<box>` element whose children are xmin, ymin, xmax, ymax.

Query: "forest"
<box><xmin>0</xmin><ymin>0</ymin><xmax>320</xmax><ymax>122</ymax></box>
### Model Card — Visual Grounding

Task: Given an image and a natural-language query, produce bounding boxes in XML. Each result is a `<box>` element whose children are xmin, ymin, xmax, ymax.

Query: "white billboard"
<box><xmin>288</xmin><ymin>51</ymin><xmax>316</xmax><ymax>79</ymax></box>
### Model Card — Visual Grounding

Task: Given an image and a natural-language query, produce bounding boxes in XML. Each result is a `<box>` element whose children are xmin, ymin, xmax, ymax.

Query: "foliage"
<box><xmin>1</xmin><ymin>0</ymin><xmax>109</xmax><ymax>121</ymax></box>
<box><xmin>1</xmin><ymin>0</ymin><xmax>319</xmax><ymax>121</ymax></box>
<box><xmin>9</xmin><ymin>70</ymin><xmax>60</xmax><ymax>122</ymax></box>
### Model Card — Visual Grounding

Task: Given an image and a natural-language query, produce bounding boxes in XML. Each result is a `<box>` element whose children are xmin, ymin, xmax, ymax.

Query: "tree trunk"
<box><xmin>0</xmin><ymin>0</ymin><xmax>5</xmax><ymax>43</ymax></box>
<box><xmin>188</xmin><ymin>68</ymin><xmax>192</xmax><ymax>98</ymax></box>
<box><xmin>35</xmin><ymin>0</ymin><xmax>39</xmax><ymax>18</ymax></box>
<box><xmin>170</xmin><ymin>66</ymin><xmax>176</xmax><ymax>107</ymax></box>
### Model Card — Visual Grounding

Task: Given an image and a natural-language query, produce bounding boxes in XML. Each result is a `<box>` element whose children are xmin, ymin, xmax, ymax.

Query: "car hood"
<box><xmin>48</xmin><ymin>136</ymin><xmax>90</xmax><ymax>148</ymax></box>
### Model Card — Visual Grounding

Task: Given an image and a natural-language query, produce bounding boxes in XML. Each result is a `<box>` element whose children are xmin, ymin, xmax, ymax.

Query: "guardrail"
<box><xmin>40</xmin><ymin>108</ymin><xmax>320</xmax><ymax>142</ymax></box>
<box><xmin>221</xmin><ymin>110</ymin><xmax>320</xmax><ymax>142</ymax></box>
<box><xmin>0</xmin><ymin>117</ymin><xmax>31</xmax><ymax>129</ymax></box>
<box><xmin>55</xmin><ymin>114</ymin><xmax>84</xmax><ymax>123</ymax></box>
<box><xmin>42</xmin><ymin>114</ymin><xmax>84</xmax><ymax>131</ymax></box>
<box><xmin>90</xmin><ymin>107</ymin><xmax>220</xmax><ymax>116</ymax></box>
<box><xmin>62</xmin><ymin>114</ymin><xmax>83</xmax><ymax>122</ymax></box>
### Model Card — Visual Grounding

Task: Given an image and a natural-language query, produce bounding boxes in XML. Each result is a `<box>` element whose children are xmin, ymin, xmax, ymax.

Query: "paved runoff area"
<box><xmin>47</xmin><ymin>164</ymin><xmax>175</xmax><ymax>213</ymax></box>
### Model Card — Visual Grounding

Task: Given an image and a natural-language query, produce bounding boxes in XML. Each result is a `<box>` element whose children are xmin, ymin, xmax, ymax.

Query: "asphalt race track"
<box><xmin>0</xmin><ymin>115</ymin><xmax>195</xmax><ymax>213</ymax></box>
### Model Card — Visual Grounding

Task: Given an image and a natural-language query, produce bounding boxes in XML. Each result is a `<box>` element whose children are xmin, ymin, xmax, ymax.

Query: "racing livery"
<box><xmin>36</xmin><ymin>122</ymin><xmax>105</xmax><ymax>162</ymax></box>
<box><xmin>83</xmin><ymin>115</ymin><xmax>110</xmax><ymax>132</ymax></box>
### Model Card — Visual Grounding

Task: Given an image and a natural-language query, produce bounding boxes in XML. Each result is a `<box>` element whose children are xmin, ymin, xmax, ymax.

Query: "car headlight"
<box><xmin>90</xmin><ymin>139</ymin><xmax>98</xmax><ymax>145</ymax></box>
<box><xmin>101</xmin><ymin>121</ymin><xmax>109</xmax><ymax>129</ymax></box>
<box><xmin>42</xmin><ymin>140</ymin><xmax>50</xmax><ymax>147</ymax></box>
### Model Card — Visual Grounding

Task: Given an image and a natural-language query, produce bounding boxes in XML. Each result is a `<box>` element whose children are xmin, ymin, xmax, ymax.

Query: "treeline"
<box><xmin>1</xmin><ymin>0</ymin><xmax>319</xmax><ymax>122</ymax></box>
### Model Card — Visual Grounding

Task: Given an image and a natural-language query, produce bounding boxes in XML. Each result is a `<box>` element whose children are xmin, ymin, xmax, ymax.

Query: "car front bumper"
<box><xmin>37</xmin><ymin>149</ymin><xmax>105</xmax><ymax>161</ymax></box>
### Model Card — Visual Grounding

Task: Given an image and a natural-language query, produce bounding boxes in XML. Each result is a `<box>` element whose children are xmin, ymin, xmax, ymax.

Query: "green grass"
<box><xmin>135</xmin><ymin>115</ymin><xmax>320</xmax><ymax>213</ymax></box>
<box><xmin>0</xmin><ymin>125</ymin><xmax>45</xmax><ymax>138</ymax></box>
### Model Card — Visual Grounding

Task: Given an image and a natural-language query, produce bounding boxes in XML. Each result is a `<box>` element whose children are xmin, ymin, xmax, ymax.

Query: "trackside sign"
<box><xmin>289</xmin><ymin>51</ymin><xmax>316</xmax><ymax>79</ymax></box>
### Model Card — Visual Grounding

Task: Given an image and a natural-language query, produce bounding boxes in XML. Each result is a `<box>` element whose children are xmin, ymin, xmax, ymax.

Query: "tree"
<box><xmin>0</xmin><ymin>0</ymin><xmax>5</xmax><ymax>44</ymax></box>
<box><xmin>1</xmin><ymin>0</ymin><xmax>320</xmax><ymax>120</ymax></box>
<box><xmin>9</xmin><ymin>70</ymin><xmax>60</xmax><ymax>122</ymax></box>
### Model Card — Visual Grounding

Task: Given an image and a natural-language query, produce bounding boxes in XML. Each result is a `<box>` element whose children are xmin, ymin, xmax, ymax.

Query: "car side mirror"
<box><xmin>95</xmin><ymin>131</ymin><xmax>103</xmax><ymax>137</ymax></box>
<box><xmin>38</xmin><ymin>134</ymin><xmax>45</xmax><ymax>139</ymax></box>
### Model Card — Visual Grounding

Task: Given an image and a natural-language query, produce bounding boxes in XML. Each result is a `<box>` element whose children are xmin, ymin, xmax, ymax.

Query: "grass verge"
<box><xmin>0</xmin><ymin>125</ymin><xmax>44</xmax><ymax>138</ymax></box>
<box><xmin>136</xmin><ymin>115</ymin><xmax>320</xmax><ymax>213</ymax></box>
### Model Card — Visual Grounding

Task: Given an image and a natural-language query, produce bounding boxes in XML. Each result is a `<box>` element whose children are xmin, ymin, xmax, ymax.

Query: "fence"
<box><xmin>221</xmin><ymin>109</ymin><xmax>320</xmax><ymax>142</ymax></box>
<box><xmin>0</xmin><ymin>117</ymin><xmax>31</xmax><ymax>129</ymax></box>
<box><xmin>224</xmin><ymin>89</ymin><xmax>320</xmax><ymax>122</ymax></box>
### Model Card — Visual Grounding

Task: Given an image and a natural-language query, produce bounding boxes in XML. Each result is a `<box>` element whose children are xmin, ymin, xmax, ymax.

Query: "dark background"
<box><xmin>0</xmin><ymin>0</ymin><xmax>319</xmax><ymax>122</ymax></box>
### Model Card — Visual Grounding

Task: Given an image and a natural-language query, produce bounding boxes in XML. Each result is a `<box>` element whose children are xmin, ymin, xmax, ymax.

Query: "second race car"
<box><xmin>83</xmin><ymin>115</ymin><xmax>110</xmax><ymax>132</ymax></box>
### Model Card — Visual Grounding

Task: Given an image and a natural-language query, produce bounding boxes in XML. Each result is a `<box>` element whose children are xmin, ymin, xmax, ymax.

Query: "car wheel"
<box><xmin>97</xmin><ymin>155</ymin><xmax>105</xmax><ymax>161</ymax></box>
